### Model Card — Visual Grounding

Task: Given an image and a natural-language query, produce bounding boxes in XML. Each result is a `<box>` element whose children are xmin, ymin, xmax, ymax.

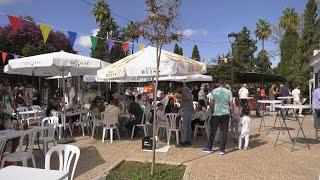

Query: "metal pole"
<box><xmin>231</xmin><ymin>43</ymin><xmax>234</xmax><ymax>87</ymax></box>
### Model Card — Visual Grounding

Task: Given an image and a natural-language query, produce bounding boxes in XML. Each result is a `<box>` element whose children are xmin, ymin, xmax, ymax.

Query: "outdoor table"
<box><xmin>257</xmin><ymin>100</ymin><xmax>282</xmax><ymax>133</ymax></box>
<box><xmin>274</xmin><ymin>104</ymin><xmax>311</xmax><ymax>151</ymax></box>
<box><xmin>277</xmin><ymin>96</ymin><xmax>293</xmax><ymax>100</ymax></box>
<box><xmin>0</xmin><ymin>165</ymin><xmax>68</xmax><ymax>180</ymax></box>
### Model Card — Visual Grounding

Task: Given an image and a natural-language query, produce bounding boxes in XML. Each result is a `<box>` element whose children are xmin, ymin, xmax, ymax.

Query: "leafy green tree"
<box><xmin>255</xmin><ymin>19</ymin><xmax>272</xmax><ymax>50</ymax></box>
<box><xmin>255</xmin><ymin>50</ymin><xmax>272</xmax><ymax>73</ymax></box>
<box><xmin>211</xmin><ymin>53</ymin><xmax>231</xmax><ymax>82</ymax></box>
<box><xmin>279</xmin><ymin>8</ymin><xmax>300</xmax><ymax>31</ymax></box>
<box><xmin>191</xmin><ymin>45</ymin><xmax>200</xmax><ymax>61</ymax></box>
<box><xmin>124</xmin><ymin>21</ymin><xmax>140</xmax><ymax>54</ymax></box>
<box><xmin>233</xmin><ymin>27</ymin><xmax>257</xmax><ymax>73</ymax></box>
<box><xmin>294</xmin><ymin>0</ymin><xmax>317</xmax><ymax>93</ymax></box>
<box><xmin>91</xmin><ymin>0</ymin><xmax>127</xmax><ymax>63</ymax></box>
<box><xmin>173</xmin><ymin>43</ymin><xmax>180</xmax><ymax>54</ymax></box>
<box><xmin>179</xmin><ymin>46</ymin><xmax>183</xmax><ymax>55</ymax></box>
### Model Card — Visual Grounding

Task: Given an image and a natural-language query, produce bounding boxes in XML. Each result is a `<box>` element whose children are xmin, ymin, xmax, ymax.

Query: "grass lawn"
<box><xmin>106</xmin><ymin>161</ymin><xmax>186</xmax><ymax>180</ymax></box>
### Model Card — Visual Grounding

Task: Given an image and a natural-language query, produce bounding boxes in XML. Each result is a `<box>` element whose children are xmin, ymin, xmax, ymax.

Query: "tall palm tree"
<box><xmin>279</xmin><ymin>8</ymin><xmax>300</xmax><ymax>31</ymax></box>
<box><xmin>92</xmin><ymin>0</ymin><xmax>110</xmax><ymax>24</ymax></box>
<box><xmin>255</xmin><ymin>19</ymin><xmax>272</xmax><ymax>51</ymax></box>
<box><xmin>124</xmin><ymin>21</ymin><xmax>140</xmax><ymax>54</ymax></box>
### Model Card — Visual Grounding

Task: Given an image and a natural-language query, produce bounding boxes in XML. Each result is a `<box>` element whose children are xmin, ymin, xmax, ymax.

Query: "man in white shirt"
<box><xmin>292</xmin><ymin>86</ymin><xmax>302</xmax><ymax>115</ymax></box>
<box><xmin>238</xmin><ymin>84</ymin><xmax>249</xmax><ymax>109</ymax></box>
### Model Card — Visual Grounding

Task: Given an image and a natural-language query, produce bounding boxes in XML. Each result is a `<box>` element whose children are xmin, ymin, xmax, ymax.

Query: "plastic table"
<box><xmin>274</xmin><ymin>104</ymin><xmax>311</xmax><ymax>151</ymax></box>
<box><xmin>257</xmin><ymin>100</ymin><xmax>282</xmax><ymax>133</ymax></box>
<box><xmin>0</xmin><ymin>166</ymin><xmax>68</xmax><ymax>180</ymax></box>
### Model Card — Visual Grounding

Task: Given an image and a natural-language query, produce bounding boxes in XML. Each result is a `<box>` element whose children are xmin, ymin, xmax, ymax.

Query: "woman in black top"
<box><xmin>165</xmin><ymin>98</ymin><xmax>179</xmax><ymax>113</ymax></box>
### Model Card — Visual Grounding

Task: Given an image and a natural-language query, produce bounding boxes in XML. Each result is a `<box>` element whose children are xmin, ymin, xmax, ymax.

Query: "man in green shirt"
<box><xmin>202</xmin><ymin>80</ymin><xmax>234</xmax><ymax>155</ymax></box>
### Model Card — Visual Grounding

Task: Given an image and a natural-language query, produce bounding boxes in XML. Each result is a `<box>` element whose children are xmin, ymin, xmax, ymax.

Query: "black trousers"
<box><xmin>207</xmin><ymin>114</ymin><xmax>230</xmax><ymax>151</ymax></box>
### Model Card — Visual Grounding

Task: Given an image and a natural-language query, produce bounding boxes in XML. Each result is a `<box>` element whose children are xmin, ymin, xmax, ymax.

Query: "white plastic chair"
<box><xmin>31</xmin><ymin>105</ymin><xmax>41</xmax><ymax>111</ymax></box>
<box><xmin>1</xmin><ymin>129</ymin><xmax>38</xmax><ymax>168</ymax></box>
<box><xmin>40</xmin><ymin>116</ymin><xmax>59</xmax><ymax>155</ymax></box>
<box><xmin>52</xmin><ymin>111</ymin><xmax>73</xmax><ymax>139</ymax></box>
<box><xmin>72</xmin><ymin>111</ymin><xmax>85</xmax><ymax>136</ymax></box>
<box><xmin>90</xmin><ymin>110</ymin><xmax>103</xmax><ymax>139</ymax></box>
<box><xmin>101</xmin><ymin>112</ymin><xmax>120</xmax><ymax>143</ymax></box>
<box><xmin>131</xmin><ymin>110</ymin><xmax>149</xmax><ymax>139</ymax></box>
<box><xmin>166</xmin><ymin>113</ymin><xmax>180</xmax><ymax>145</ymax></box>
<box><xmin>45</xmin><ymin>145</ymin><xmax>80</xmax><ymax>180</ymax></box>
<box><xmin>194</xmin><ymin>113</ymin><xmax>211</xmax><ymax>139</ymax></box>
<box><xmin>17</xmin><ymin>107</ymin><xmax>30</xmax><ymax>125</ymax></box>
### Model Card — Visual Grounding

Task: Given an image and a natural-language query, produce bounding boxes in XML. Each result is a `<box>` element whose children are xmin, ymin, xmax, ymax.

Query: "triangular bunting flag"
<box><xmin>223</xmin><ymin>58</ymin><xmax>228</xmax><ymax>63</ymax></box>
<box><xmin>2</xmin><ymin>52</ymin><xmax>8</xmax><ymax>64</ymax></box>
<box><xmin>39</xmin><ymin>24</ymin><xmax>52</xmax><ymax>43</ymax></box>
<box><xmin>67</xmin><ymin>31</ymin><xmax>77</xmax><ymax>47</ymax></box>
<box><xmin>107</xmin><ymin>39</ymin><xmax>114</xmax><ymax>53</ymax></box>
<box><xmin>139</xmin><ymin>44</ymin><xmax>144</xmax><ymax>51</ymax></box>
<box><xmin>7</xmin><ymin>15</ymin><xmax>22</xmax><ymax>33</ymax></box>
<box><xmin>91</xmin><ymin>36</ymin><xmax>98</xmax><ymax>50</ymax></box>
<box><xmin>122</xmin><ymin>42</ymin><xmax>129</xmax><ymax>52</ymax></box>
<box><xmin>13</xmin><ymin>54</ymin><xmax>19</xmax><ymax>59</ymax></box>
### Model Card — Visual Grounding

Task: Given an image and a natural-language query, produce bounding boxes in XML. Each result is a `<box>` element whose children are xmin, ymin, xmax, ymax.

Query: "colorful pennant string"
<box><xmin>39</xmin><ymin>24</ymin><xmax>52</xmax><ymax>43</ymax></box>
<box><xmin>67</xmin><ymin>31</ymin><xmax>77</xmax><ymax>47</ymax></box>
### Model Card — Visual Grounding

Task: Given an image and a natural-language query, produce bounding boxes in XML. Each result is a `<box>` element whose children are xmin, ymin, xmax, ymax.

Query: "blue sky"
<box><xmin>0</xmin><ymin>0</ymin><xmax>306</xmax><ymax>67</ymax></box>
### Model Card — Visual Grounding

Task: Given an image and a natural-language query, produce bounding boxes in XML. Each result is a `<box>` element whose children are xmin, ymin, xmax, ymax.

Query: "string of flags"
<box><xmin>1</xmin><ymin>13</ymin><xmax>145</xmax><ymax>53</ymax></box>
<box><xmin>0</xmin><ymin>50</ymin><xmax>22</xmax><ymax>64</ymax></box>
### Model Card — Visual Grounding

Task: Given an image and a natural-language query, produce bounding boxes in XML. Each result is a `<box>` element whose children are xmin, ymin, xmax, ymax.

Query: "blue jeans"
<box><xmin>181</xmin><ymin>110</ymin><xmax>192</xmax><ymax>142</ymax></box>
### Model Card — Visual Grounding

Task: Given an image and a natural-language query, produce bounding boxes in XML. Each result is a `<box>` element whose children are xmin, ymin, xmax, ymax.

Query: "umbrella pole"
<box><xmin>57</xmin><ymin>69</ymin><xmax>75</xmax><ymax>144</ymax></box>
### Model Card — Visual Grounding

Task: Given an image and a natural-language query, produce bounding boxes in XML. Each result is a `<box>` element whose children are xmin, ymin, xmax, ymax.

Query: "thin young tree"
<box><xmin>137</xmin><ymin>0</ymin><xmax>181</xmax><ymax>176</ymax></box>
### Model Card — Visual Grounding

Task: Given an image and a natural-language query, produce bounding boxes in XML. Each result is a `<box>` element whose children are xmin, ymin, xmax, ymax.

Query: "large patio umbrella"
<box><xmin>6</xmin><ymin>51</ymin><xmax>106</xmax><ymax>143</ymax></box>
<box><xmin>97</xmin><ymin>46</ymin><xmax>206</xmax><ymax>81</ymax></box>
<box><xmin>159</xmin><ymin>74</ymin><xmax>212</xmax><ymax>82</ymax></box>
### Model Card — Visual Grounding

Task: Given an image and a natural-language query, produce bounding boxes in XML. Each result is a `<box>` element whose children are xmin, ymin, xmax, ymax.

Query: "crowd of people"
<box><xmin>0</xmin><ymin>80</ymin><xmax>307</xmax><ymax>156</ymax></box>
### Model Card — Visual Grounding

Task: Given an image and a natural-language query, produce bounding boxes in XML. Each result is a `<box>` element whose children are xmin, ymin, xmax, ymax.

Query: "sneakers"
<box><xmin>202</xmin><ymin>147</ymin><xmax>213</xmax><ymax>153</ymax></box>
<box><xmin>219</xmin><ymin>151</ymin><xmax>225</xmax><ymax>155</ymax></box>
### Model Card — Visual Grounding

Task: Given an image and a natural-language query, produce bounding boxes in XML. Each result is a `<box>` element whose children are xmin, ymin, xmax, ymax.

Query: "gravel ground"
<box><xmin>32</xmin><ymin>114</ymin><xmax>320</xmax><ymax>180</ymax></box>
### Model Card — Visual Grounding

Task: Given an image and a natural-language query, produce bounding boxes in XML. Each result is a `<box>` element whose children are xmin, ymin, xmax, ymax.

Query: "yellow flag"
<box><xmin>139</xmin><ymin>44</ymin><xmax>144</xmax><ymax>51</ymax></box>
<box><xmin>223</xmin><ymin>58</ymin><xmax>228</xmax><ymax>63</ymax></box>
<box><xmin>39</xmin><ymin>24</ymin><xmax>52</xmax><ymax>43</ymax></box>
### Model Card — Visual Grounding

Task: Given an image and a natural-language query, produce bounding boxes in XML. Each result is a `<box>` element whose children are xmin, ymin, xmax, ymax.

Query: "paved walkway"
<box><xmin>34</xmin><ymin>114</ymin><xmax>320</xmax><ymax>180</ymax></box>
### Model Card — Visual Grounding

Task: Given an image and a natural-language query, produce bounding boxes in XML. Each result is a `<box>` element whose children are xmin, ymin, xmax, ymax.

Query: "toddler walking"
<box><xmin>239</xmin><ymin>108</ymin><xmax>251</xmax><ymax>150</ymax></box>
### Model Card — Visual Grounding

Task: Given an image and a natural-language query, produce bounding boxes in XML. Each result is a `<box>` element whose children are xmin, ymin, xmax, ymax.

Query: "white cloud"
<box><xmin>181</xmin><ymin>28</ymin><xmax>208</xmax><ymax>38</ymax></box>
<box><xmin>75</xmin><ymin>28</ymin><xmax>100</xmax><ymax>48</ymax></box>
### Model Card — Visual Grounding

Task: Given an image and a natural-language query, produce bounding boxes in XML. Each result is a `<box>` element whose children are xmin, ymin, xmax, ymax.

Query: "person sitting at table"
<box><xmin>191</xmin><ymin>100</ymin><xmax>208</xmax><ymax>133</ymax></box>
<box><xmin>46</xmin><ymin>97</ymin><xmax>61</xmax><ymax>117</ymax></box>
<box><xmin>255</xmin><ymin>87</ymin><xmax>262</xmax><ymax>117</ymax></box>
<box><xmin>125</xmin><ymin>95</ymin><xmax>143</xmax><ymax>136</ymax></box>
<box><xmin>0</xmin><ymin>103</ymin><xmax>19</xmax><ymax>153</ymax></box>
<box><xmin>15</xmin><ymin>88</ymin><xmax>27</xmax><ymax>108</ymax></box>
<box><xmin>269</xmin><ymin>84</ymin><xmax>277</xmax><ymax>100</ymax></box>
<box><xmin>90</xmin><ymin>97</ymin><xmax>102</xmax><ymax>120</ymax></box>
<box><xmin>165</xmin><ymin>98</ymin><xmax>179</xmax><ymax>113</ymax></box>
<box><xmin>136</xmin><ymin>94</ymin><xmax>144</xmax><ymax>108</ymax></box>
<box><xmin>104</xmin><ymin>99</ymin><xmax>121</xmax><ymax>126</ymax></box>
<box><xmin>98</xmin><ymin>96</ymin><xmax>106</xmax><ymax>112</ymax></box>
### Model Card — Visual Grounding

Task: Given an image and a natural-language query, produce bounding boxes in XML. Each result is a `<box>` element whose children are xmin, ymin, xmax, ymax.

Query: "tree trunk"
<box><xmin>131</xmin><ymin>41</ymin><xmax>135</xmax><ymax>54</ymax></box>
<box><xmin>151</xmin><ymin>45</ymin><xmax>162</xmax><ymax>176</ymax></box>
<box><xmin>262</xmin><ymin>39</ymin><xmax>265</xmax><ymax>51</ymax></box>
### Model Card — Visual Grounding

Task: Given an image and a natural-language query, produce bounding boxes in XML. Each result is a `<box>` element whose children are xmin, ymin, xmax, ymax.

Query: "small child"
<box><xmin>238</xmin><ymin>108</ymin><xmax>251</xmax><ymax>150</ymax></box>
<box><xmin>231</xmin><ymin>97</ymin><xmax>242</xmax><ymax>142</ymax></box>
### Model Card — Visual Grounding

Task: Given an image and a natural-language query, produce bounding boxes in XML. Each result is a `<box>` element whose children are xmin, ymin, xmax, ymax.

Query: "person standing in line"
<box><xmin>269</xmin><ymin>84</ymin><xmax>277</xmax><ymax>100</ymax></box>
<box><xmin>202</xmin><ymin>80</ymin><xmax>233</xmax><ymax>155</ymax></box>
<box><xmin>238</xmin><ymin>84</ymin><xmax>249</xmax><ymax>109</ymax></box>
<box><xmin>238</xmin><ymin>108</ymin><xmax>251</xmax><ymax>150</ymax></box>
<box><xmin>292</xmin><ymin>86</ymin><xmax>302</xmax><ymax>115</ymax></box>
<box><xmin>313</xmin><ymin>84</ymin><xmax>320</xmax><ymax>136</ymax></box>
<box><xmin>174</xmin><ymin>83</ymin><xmax>193</xmax><ymax>146</ymax></box>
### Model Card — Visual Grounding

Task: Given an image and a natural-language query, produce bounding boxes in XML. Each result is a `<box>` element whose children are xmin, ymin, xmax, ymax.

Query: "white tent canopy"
<box><xmin>97</xmin><ymin>46</ymin><xmax>206</xmax><ymax>80</ymax></box>
<box><xmin>6</xmin><ymin>51</ymin><xmax>108</xmax><ymax>77</ymax></box>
